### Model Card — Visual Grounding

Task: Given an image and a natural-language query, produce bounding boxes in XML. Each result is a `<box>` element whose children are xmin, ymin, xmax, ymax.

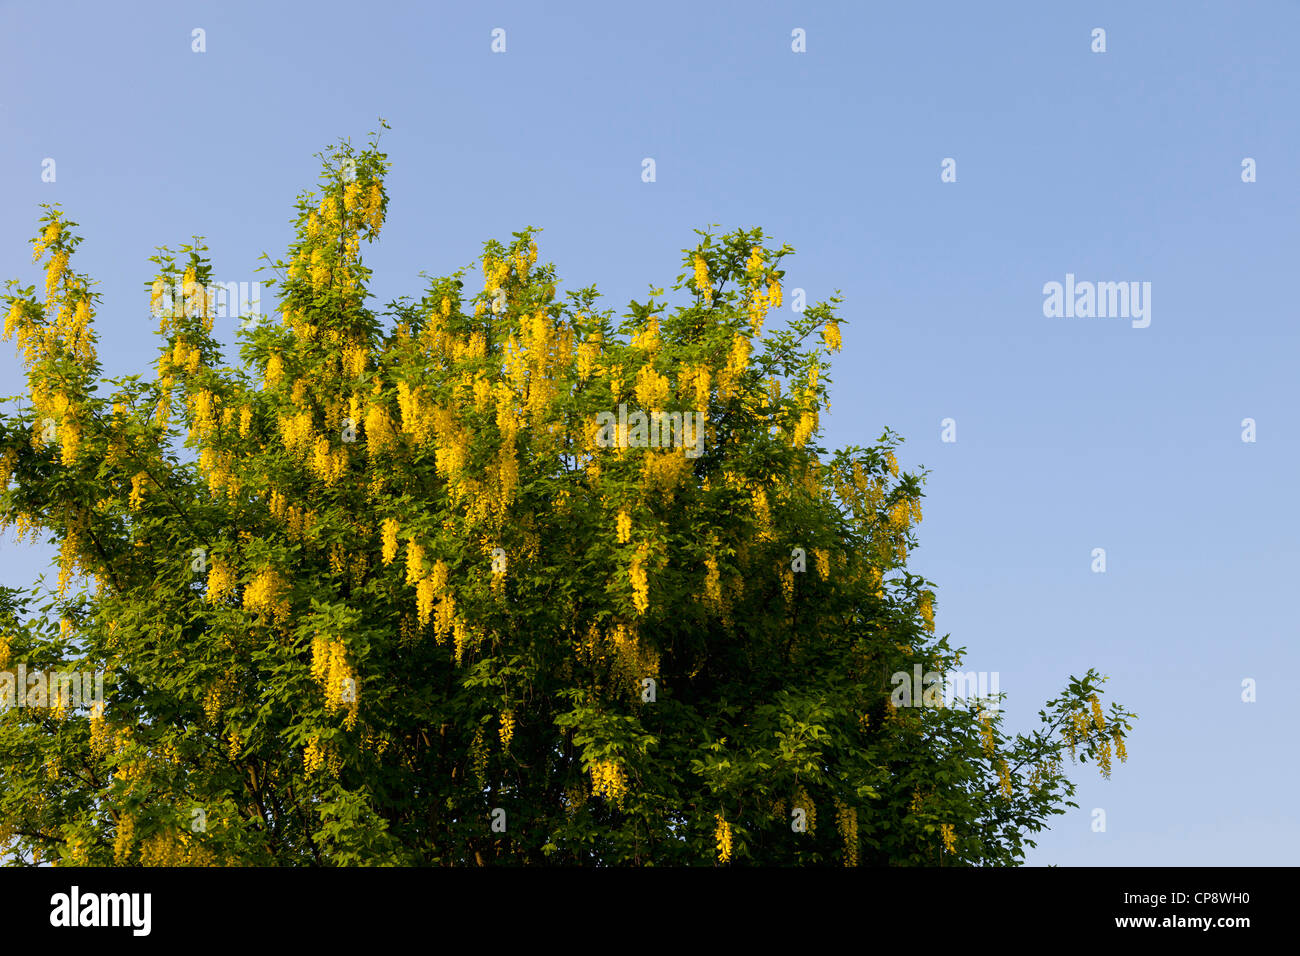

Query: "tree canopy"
<box><xmin>0</xmin><ymin>130</ymin><xmax>1134</xmax><ymax>866</ymax></box>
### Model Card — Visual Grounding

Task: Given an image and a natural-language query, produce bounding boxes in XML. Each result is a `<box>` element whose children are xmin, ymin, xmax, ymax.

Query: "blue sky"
<box><xmin>2</xmin><ymin>0</ymin><xmax>1297</xmax><ymax>864</ymax></box>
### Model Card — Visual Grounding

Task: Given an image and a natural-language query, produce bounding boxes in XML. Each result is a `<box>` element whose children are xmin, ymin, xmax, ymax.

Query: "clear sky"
<box><xmin>2</xmin><ymin>0</ymin><xmax>1296</xmax><ymax>865</ymax></box>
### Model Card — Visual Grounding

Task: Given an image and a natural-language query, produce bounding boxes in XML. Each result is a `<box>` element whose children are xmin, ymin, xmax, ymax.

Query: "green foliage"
<box><xmin>0</xmin><ymin>131</ymin><xmax>1134</xmax><ymax>866</ymax></box>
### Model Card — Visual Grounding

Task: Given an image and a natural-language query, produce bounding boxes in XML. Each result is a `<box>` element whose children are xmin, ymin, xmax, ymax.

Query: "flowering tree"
<box><xmin>0</xmin><ymin>131</ymin><xmax>1134</xmax><ymax>866</ymax></box>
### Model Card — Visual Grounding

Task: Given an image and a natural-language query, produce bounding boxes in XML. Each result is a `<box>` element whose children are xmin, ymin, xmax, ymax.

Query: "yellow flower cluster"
<box><xmin>309</xmin><ymin>248</ymin><xmax>331</xmax><ymax>290</ymax></box>
<box><xmin>616</xmin><ymin>509</ymin><xmax>632</xmax><ymax>544</ymax></box>
<box><xmin>630</xmin><ymin>315</ymin><xmax>659</xmax><ymax>355</ymax></box>
<box><xmin>1089</xmin><ymin>693</ymin><xmax>1105</xmax><ymax>730</ymax></box>
<box><xmin>264</xmin><ymin>353</ymin><xmax>284</xmax><ymax>389</ymax></box>
<box><xmin>590</xmin><ymin>758</ymin><xmax>627</xmax><ymax>805</ymax></box>
<box><xmin>57</xmin><ymin>417</ymin><xmax>82</xmax><ymax>465</ymax></box>
<box><xmin>792</xmin><ymin>409</ymin><xmax>817</xmax><ymax>447</ymax></box>
<box><xmin>640</xmin><ymin>448</ymin><xmax>689</xmax><ymax>498</ymax></box>
<box><xmin>242</xmin><ymin>567</ymin><xmax>289</xmax><ymax>622</ymax></box>
<box><xmin>714</xmin><ymin>814</ymin><xmax>733</xmax><ymax>863</ymax></box>
<box><xmin>310</xmin><ymin>436</ymin><xmax>349</xmax><ymax>486</ymax></box>
<box><xmin>687</xmin><ymin>365</ymin><xmax>710</xmax><ymax>410</ymax></box>
<box><xmin>727</xmin><ymin>334</ymin><xmax>750</xmax><ymax>375</ymax></box>
<box><xmin>750</xmin><ymin>487</ymin><xmax>772</xmax><ymax>540</ymax></box>
<box><xmin>341</xmin><ymin>343</ymin><xmax>368</xmax><ymax>378</ymax></box>
<box><xmin>918</xmin><ymin>591</ymin><xmax>934</xmax><ymax>631</ymax></box>
<box><xmin>703</xmin><ymin>555</ymin><xmax>724</xmax><ymax>611</ymax></box>
<box><xmin>202</xmin><ymin>681</ymin><xmax>226</xmax><ymax>724</ymax></box>
<box><xmin>304</xmin><ymin>737</ymin><xmax>325</xmax><ymax>775</ymax></box>
<box><xmin>393</xmin><ymin>382</ymin><xmax>434</xmax><ymax>448</ymax></box>
<box><xmin>380</xmin><ymin>518</ymin><xmax>400</xmax><ymax>564</ymax></box>
<box><xmin>415</xmin><ymin>557</ymin><xmax>454</xmax><ymax>642</ymax></box>
<box><xmin>363</xmin><ymin>399</ymin><xmax>397</xmax><ymax>455</ymax></box>
<box><xmin>278</xmin><ymin>408</ymin><xmax>315</xmax><ymax>461</ymax></box>
<box><xmin>83</xmin><ymin>701</ymin><xmax>110</xmax><ymax>758</ymax></box>
<box><xmin>629</xmin><ymin>543</ymin><xmax>650</xmax><ymax>614</ymax></box>
<box><xmin>499</xmin><ymin>711</ymin><xmax>515</xmax><ymax>749</ymax></box>
<box><xmin>633</xmin><ymin>365</ymin><xmax>670</xmax><ymax>410</ymax></box>
<box><xmin>939</xmin><ymin>823</ymin><xmax>956</xmax><ymax>854</ymax></box>
<box><xmin>343</xmin><ymin>181</ymin><xmax>362</xmax><ymax>215</ymax></box>
<box><xmin>311</xmin><ymin>634</ymin><xmax>357</xmax><ymax>724</ymax></box>
<box><xmin>206</xmin><ymin>560</ymin><xmax>237</xmax><ymax>603</ymax></box>
<box><xmin>405</xmin><ymin>537</ymin><xmax>426</xmax><ymax>586</ymax></box>
<box><xmin>191</xmin><ymin>388</ymin><xmax>218</xmax><ymax>438</ymax></box>
<box><xmin>979</xmin><ymin>714</ymin><xmax>996</xmax><ymax>759</ymax></box>
<box><xmin>1066</xmin><ymin>710</ymin><xmax>1090</xmax><ymax>761</ymax></box>
<box><xmin>814</xmin><ymin>549</ymin><xmax>830</xmax><ymax>581</ymax></box>
<box><xmin>31</xmin><ymin>221</ymin><xmax>60</xmax><ymax>261</ymax></box>
<box><xmin>113</xmin><ymin>816</ymin><xmax>135</xmax><ymax>864</ymax></box>
<box><xmin>482</xmin><ymin>255</ymin><xmax>510</xmax><ymax>294</ymax></box>
<box><xmin>823</xmin><ymin>320</ymin><xmax>842</xmax><ymax>351</ymax></box>
<box><xmin>169</xmin><ymin>338</ymin><xmax>203</xmax><ymax>376</ymax></box>
<box><xmin>693</xmin><ymin>255</ymin><xmax>711</xmax><ymax>304</ymax></box>
<box><xmin>835</xmin><ymin>799</ymin><xmax>859</xmax><ymax>866</ymax></box>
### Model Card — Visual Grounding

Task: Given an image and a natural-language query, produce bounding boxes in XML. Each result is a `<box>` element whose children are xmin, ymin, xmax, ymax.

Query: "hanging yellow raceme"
<box><xmin>589</xmin><ymin>759</ymin><xmax>627</xmax><ymax>805</ymax></box>
<box><xmin>629</xmin><ymin>543</ymin><xmax>650</xmax><ymax>614</ymax></box>
<box><xmin>693</xmin><ymin>255</ymin><xmax>711</xmax><ymax>304</ymax></box>
<box><xmin>714</xmin><ymin>814</ymin><xmax>733</xmax><ymax>863</ymax></box>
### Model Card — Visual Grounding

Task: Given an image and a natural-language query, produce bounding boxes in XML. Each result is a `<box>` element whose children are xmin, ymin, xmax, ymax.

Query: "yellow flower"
<box><xmin>629</xmin><ymin>544</ymin><xmax>650</xmax><ymax>614</ymax></box>
<box><xmin>417</xmin><ymin>574</ymin><xmax>436</xmax><ymax>626</ymax></box>
<box><xmin>364</xmin><ymin>182</ymin><xmax>385</xmax><ymax>233</ymax></box>
<box><xmin>634</xmin><ymin>365</ymin><xmax>670</xmax><ymax>410</ymax></box>
<box><xmin>404</xmin><ymin>538</ymin><xmax>428</xmax><ymax>587</ymax></box>
<box><xmin>264</xmin><ymin>354</ymin><xmax>284</xmax><ymax>388</ymax></box>
<box><xmin>311</xmin><ymin>634</ymin><xmax>356</xmax><ymax>719</ymax></box>
<box><xmin>242</xmin><ymin>567</ymin><xmax>289</xmax><ymax>622</ymax></box>
<box><xmin>616</xmin><ymin>510</ymin><xmax>632</xmax><ymax>544</ymax></box>
<box><xmin>792</xmin><ymin>409</ymin><xmax>817</xmax><ymax>447</ymax></box>
<box><xmin>703</xmin><ymin>555</ymin><xmax>723</xmax><ymax>609</ymax></box>
<box><xmin>727</xmin><ymin>335</ymin><xmax>750</xmax><ymax>375</ymax></box>
<box><xmin>304</xmin><ymin>737</ymin><xmax>325</xmax><ymax>775</ymax></box>
<box><xmin>590</xmin><ymin>758</ymin><xmax>627</xmax><ymax>805</ymax></box>
<box><xmin>381</xmin><ymin>518</ymin><xmax>400</xmax><ymax>565</ymax></box>
<box><xmin>714</xmin><ymin>814</ymin><xmax>733</xmax><ymax>863</ymax></box>
<box><xmin>822</xmin><ymin>320</ymin><xmax>842</xmax><ymax>351</ymax></box>
<box><xmin>206</xmin><ymin>561</ymin><xmax>237</xmax><ymax>603</ymax></box>
<box><xmin>128</xmin><ymin>471</ymin><xmax>149</xmax><ymax>511</ymax></box>
<box><xmin>835</xmin><ymin>799</ymin><xmax>858</xmax><ymax>866</ymax></box>
<box><xmin>3</xmin><ymin>299</ymin><xmax>24</xmax><ymax>340</ymax></box>
<box><xmin>939</xmin><ymin>823</ymin><xmax>956</xmax><ymax>854</ymax></box>
<box><xmin>693</xmin><ymin>255</ymin><xmax>711</xmax><ymax>304</ymax></box>
<box><xmin>979</xmin><ymin>714</ymin><xmax>995</xmax><ymax>759</ymax></box>
<box><xmin>690</xmin><ymin>366</ymin><xmax>710</xmax><ymax>410</ymax></box>
<box><xmin>918</xmin><ymin>591</ymin><xmax>934</xmax><ymax>631</ymax></box>
<box><xmin>576</xmin><ymin>338</ymin><xmax>600</xmax><ymax>382</ymax></box>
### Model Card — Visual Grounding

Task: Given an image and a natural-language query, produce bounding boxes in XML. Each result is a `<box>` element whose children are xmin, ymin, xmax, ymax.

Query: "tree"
<box><xmin>0</xmin><ymin>129</ymin><xmax>1134</xmax><ymax>866</ymax></box>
